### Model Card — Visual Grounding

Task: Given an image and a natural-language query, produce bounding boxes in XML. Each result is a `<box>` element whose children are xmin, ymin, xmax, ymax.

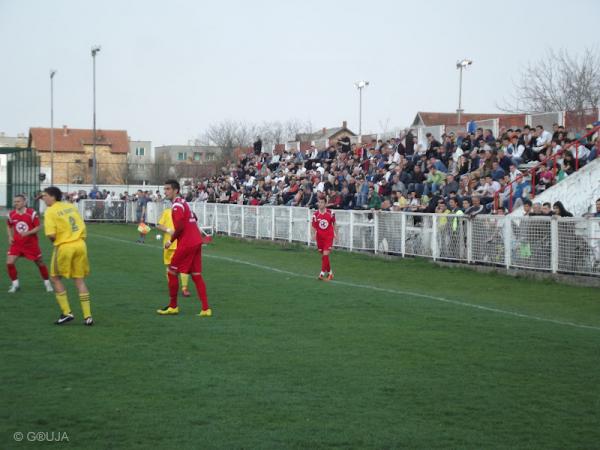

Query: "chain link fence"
<box><xmin>71</xmin><ymin>200</ymin><xmax>600</xmax><ymax>277</ymax></box>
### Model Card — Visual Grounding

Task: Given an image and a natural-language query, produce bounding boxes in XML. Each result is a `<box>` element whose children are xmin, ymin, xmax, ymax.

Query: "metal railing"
<box><xmin>76</xmin><ymin>200</ymin><xmax>600</xmax><ymax>277</ymax></box>
<box><xmin>493</xmin><ymin>122</ymin><xmax>600</xmax><ymax>212</ymax></box>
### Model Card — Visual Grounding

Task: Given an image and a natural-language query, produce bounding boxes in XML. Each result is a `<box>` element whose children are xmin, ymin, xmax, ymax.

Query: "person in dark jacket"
<box><xmin>253</xmin><ymin>137</ymin><xmax>262</xmax><ymax>156</ymax></box>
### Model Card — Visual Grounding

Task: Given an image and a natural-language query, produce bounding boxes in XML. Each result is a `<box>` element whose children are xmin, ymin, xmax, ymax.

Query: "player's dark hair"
<box><xmin>165</xmin><ymin>179</ymin><xmax>180</xmax><ymax>194</ymax></box>
<box><xmin>43</xmin><ymin>186</ymin><xmax>62</xmax><ymax>201</ymax></box>
<box><xmin>14</xmin><ymin>194</ymin><xmax>26</xmax><ymax>201</ymax></box>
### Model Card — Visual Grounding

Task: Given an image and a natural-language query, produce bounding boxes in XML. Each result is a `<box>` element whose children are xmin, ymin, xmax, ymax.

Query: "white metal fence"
<box><xmin>76</xmin><ymin>200</ymin><xmax>600</xmax><ymax>277</ymax></box>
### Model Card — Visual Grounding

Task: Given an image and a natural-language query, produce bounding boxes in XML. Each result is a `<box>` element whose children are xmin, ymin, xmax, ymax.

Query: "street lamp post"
<box><xmin>354</xmin><ymin>80</ymin><xmax>369</xmax><ymax>135</ymax></box>
<box><xmin>50</xmin><ymin>70</ymin><xmax>56</xmax><ymax>185</ymax></box>
<box><xmin>456</xmin><ymin>59</ymin><xmax>472</xmax><ymax>125</ymax></box>
<box><xmin>91</xmin><ymin>45</ymin><xmax>101</xmax><ymax>189</ymax></box>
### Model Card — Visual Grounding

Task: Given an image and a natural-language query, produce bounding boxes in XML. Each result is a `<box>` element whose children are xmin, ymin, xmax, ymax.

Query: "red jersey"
<box><xmin>312</xmin><ymin>209</ymin><xmax>336</xmax><ymax>237</ymax></box>
<box><xmin>8</xmin><ymin>208</ymin><xmax>40</xmax><ymax>247</ymax></box>
<box><xmin>171</xmin><ymin>197</ymin><xmax>202</xmax><ymax>248</ymax></box>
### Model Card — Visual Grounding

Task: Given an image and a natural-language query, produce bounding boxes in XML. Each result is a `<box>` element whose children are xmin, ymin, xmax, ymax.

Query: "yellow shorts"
<box><xmin>51</xmin><ymin>240</ymin><xmax>90</xmax><ymax>279</ymax></box>
<box><xmin>163</xmin><ymin>248</ymin><xmax>176</xmax><ymax>265</ymax></box>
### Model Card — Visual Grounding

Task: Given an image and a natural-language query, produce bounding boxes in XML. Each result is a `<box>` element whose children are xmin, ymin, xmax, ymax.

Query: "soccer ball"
<box><xmin>156</xmin><ymin>234</ymin><xmax>162</xmax><ymax>241</ymax></box>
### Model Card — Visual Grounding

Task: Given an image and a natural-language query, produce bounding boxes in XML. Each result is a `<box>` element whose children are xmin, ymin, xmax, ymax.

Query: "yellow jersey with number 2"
<box><xmin>44</xmin><ymin>201</ymin><xmax>86</xmax><ymax>246</ymax></box>
<box><xmin>44</xmin><ymin>201</ymin><xmax>89</xmax><ymax>278</ymax></box>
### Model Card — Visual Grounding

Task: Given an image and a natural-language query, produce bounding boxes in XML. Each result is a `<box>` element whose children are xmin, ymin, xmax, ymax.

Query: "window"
<box><xmin>135</xmin><ymin>147</ymin><xmax>145</xmax><ymax>156</ymax></box>
<box><xmin>193</xmin><ymin>152</ymin><xmax>202</xmax><ymax>161</ymax></box>
<box><xmin>177</xmin><ymin>152</ymin><xmax>187</xmax><ymax>161</ymax></box>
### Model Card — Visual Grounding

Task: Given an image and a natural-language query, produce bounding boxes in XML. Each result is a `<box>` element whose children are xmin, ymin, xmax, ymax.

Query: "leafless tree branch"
<box><xmin>497</xmin><ymin>46</ymin><xmax>600</xmax><ymax>113</ymax></box>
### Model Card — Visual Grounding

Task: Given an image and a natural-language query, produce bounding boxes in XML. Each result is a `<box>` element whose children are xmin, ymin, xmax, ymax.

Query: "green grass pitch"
<box><xmin>1</xmin><ymin>220</ymin><xmax>599</xmax><ymax>449</ymax></box>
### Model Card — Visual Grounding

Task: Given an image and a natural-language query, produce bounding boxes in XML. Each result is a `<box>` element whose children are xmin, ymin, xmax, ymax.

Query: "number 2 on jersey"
<box><xmin>69</xmin><ymin>216</ymin><xmax>79</xmax><ymax>232</ymax></box>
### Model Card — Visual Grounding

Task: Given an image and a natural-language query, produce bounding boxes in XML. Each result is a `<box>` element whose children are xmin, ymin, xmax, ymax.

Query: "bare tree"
<box><xmin>283</xmin><ymin>118</ymin><xmax>313</xmax><ymax>142</ymax></box>
<box><xmin>259</xmin><ymin>121</ymin><xmax>285</xmax><ymax>149</ymax></box>
<box><xmin>498</xmin><ymin>47</ymin><xmax>600</xmax><ymax>113</ymax></box>
<box><xmin>198</xmin><ymin>118</ymin><xmax>313</xmax><ymax>158</ymax></box>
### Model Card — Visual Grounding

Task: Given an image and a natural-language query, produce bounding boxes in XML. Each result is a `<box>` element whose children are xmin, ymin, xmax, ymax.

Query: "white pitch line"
<box><xmin>90</xmin><ymin>232</ymin><xmax>600</xmax><ymax>332</ymax></box>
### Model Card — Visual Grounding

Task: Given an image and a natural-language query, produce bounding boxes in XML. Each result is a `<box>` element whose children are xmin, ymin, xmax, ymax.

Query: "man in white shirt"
<box><xmin>575</xmin><ymin>143</ymin><xmax>590</xmax><ymax>162</ymax></box>
<box><xmin>476</xmin><ymin>175</ymin><xmax>500</xmax><ymax>199</ymax></box>
<box><xmin>309</xmin><ymin>146</ymin><xmax>319</xmax><ymax>160</ymax></box>
<box><xmin>509</xmin><ymin>135</ymin><xmax>526</xmax><ymax>165</ymax></box>
<box><xmin>196</xmin><ymin>190</ymin><xmax>208</xmax><ymax>202</ymax></box>
<box><xmin>509</xmin><ymin>164</ymin><xmax>523</xmax><ymax>183</ymax></box>
<box><xmin>533</xmin><ymin>125</ymin><xmax>552</xmax><ymax>153</ymax></box>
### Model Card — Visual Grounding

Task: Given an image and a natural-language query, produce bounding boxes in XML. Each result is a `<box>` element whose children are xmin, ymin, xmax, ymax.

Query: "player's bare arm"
<box><xmin>156</xmin><ymin>224</ymin><xmax>173</xmax><ymax>234</ymax></box>
<box><xmin>19</xmin><ymin>225</ymin><xmax>41</xmax><ymax>237</ymax></box>
<box><xmin>7</xmin><ymin>223</ymin><xmax>13</xmax><ymax>245</ymax></box>
<box><xmin>165</xmin><ymin>219</ymin><xmax>183</xmax><ymax>249</ymax></box>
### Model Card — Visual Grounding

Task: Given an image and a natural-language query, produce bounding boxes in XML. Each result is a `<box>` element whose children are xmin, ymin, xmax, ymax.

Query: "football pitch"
<box><xmin>1</xmin><ymin>221</ymin><xmax>599</xmax><ymax>449</ymax></box>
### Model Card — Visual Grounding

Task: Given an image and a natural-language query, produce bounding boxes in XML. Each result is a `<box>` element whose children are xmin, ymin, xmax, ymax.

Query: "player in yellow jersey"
<box><xmin>156</xmin><ymin>205</ymin><xmax>190</xmax><ymax>297</ymax></box>
<box><xmin>41</xmin><ymin>187</ymin><xmax>93</xmax><ymax>326</ymax></box>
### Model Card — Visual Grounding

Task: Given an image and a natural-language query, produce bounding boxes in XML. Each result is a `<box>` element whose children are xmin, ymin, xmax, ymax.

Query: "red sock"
<box><xmin>38</xmin><ymin>264</ymin><xmax>49</xmax><ymax>280</ymax></box>
<box><xmin>7</xmin><ymin>264</ymin><xmax>17</xmax><ymax>281</ymax></box>
<box><xmin>321</xmin><ymin>255</ymin><xmax>327</xmax><ymax>272</ymax></box>
<box><xmin>167</xmin><ymin>272</ymin><xmax>179</xmax><ymax>308</ymax></box>
<box><xmin>191</xmin><ymin>274</ymin><xmax>209</xmax><ymax>311</ymax></box>
<box><xmin>323</xmin><ymin>255</ymin><xmax>331</xmax><ymax>272</ymax></box>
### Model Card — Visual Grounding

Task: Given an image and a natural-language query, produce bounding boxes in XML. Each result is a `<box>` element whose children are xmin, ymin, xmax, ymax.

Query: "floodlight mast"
<box><xmin>354</xmin><ymin>80</ymin><xmax>370</xmax><ymax>134</ymax></box>
<box><xmin>456</xmin><ymin>59</ymin><xmax>472</xmax><ymax>125</ymax></box>
<box><xmin>91</xmin><ymin>46</ymin><xmax>101</xmax><ymax>189</ymax></box>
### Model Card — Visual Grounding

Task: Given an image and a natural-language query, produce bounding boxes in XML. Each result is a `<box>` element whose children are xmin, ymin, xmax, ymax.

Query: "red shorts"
<box><xmin>169</xmin><ymin>244</ymin><xmax>202</xmax><ymax>274</ymax></box>
<box><xmin>8</xmin><ymin>243</ymin><xmax>42</xmax><ymax>261</ymax></box>
<box><xmin>316</xmin><ymin>234</ymin><xmax>334</xmax><ymax>253</ymax></box>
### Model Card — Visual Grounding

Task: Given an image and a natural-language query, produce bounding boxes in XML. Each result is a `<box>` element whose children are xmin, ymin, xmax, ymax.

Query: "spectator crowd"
<box><xmin>53</xmin><ymin>122</ymin><xmax>599</xmax><ymax>218</ymax></box>
<box><xmin>178</xmin><ymin>123</ymin><xmax>599</xmax><ymax>216</ymax></box>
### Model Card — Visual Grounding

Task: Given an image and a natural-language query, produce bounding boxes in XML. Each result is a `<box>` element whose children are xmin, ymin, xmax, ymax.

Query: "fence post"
<box><xmin>466</xmin><ymin>218</ymin><xmax>473</xmax><ymax>264</ymax></box>
<box><xmin>503</xmin><ymin>217</ymin><xmax>512</xmax><ymax>270</ymax></box>
<box><xmin>400</xmin><ymin>213</ymin><xmax>406</xmax><ymax>257</ymax></box>
<box><xmin>349</xmin><ymin>211</ymin><xmax>354</xmax><ymax>252</ymax></box>
<box><xmin>307</xmin><ymin>208</ymin><xmax>312</xmax><ymax>246</ymax></box>
<box><xmin>271</xmin><ymin>207</ymin><xmax>275</xmax><ymax>240</ymax></box>
<box><xmin>214</xmin><ymin>204</ymin><xmax>218</xmax><ymax>232</ymax></box>
<box><xmin>227</xmin><ymin>204</ymin><xmax>231</xmax><ymax>236</ymax></box>
<box><xmin>241</xmin><ymin>205</ymin><xmax>245</xmax><ymax>237</ymax></box>
<box><xmin>255</xmin><ymin>207</ymin><xmax>260</xmax><ymax>240</ymax></box>
<box><xmin>288</xmin><ymin>207</ymin><xmax>293</xmax><ymax>243</ymax></box>
<box><xmin>373</xmin><ymin>211</ymin><xmax>379</xmax><ymax>254</ymax></box>
<box><xmin>431</xmin><ymin>215</ymin><xmax>438</xmax><ymax>260</ymax></box>
<box><xmin>202</xmin><ymin>202</ymin><xmax>207</xmax><ymax>228</ymax></box>
<box><xmin>550</xmin><ymin>218</ymin><xmax>559</xmax><ymax>273</ymax></box>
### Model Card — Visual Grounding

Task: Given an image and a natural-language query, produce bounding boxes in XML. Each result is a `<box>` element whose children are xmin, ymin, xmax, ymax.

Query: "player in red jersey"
<box><xmin>311</xmin><ymin>197</ymin><xmax>337</xmax><ymax>281</ymax></box>
<box><xmin>6</xmin><ymin>194</ymin><xmax>53</xmax><ymax>293</ymax></box>
<box><xmin>156</xmin><ymin>179</ymin><xmax>212</xmax><ymax>317</ymax></box>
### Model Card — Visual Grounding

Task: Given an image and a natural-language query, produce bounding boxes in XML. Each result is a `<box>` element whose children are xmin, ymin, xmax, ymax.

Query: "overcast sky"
<box><xmin>1</xmin><ymin>0</ymin><xmax>598</xmax><ymax>146</ymax></box>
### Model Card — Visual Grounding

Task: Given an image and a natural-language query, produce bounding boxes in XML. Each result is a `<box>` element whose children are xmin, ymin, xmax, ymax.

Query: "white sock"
<box><xmin>12</xmin><ymin>280</ymin><xmax>19</xmax><ymax>287</ymax></box>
